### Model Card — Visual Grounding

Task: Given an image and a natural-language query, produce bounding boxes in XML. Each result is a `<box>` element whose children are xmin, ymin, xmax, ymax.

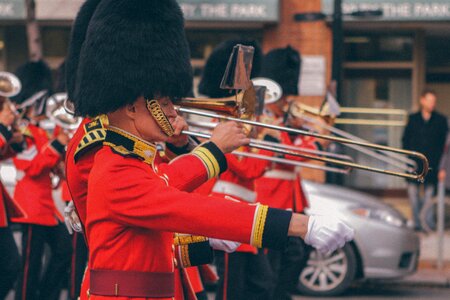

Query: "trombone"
<box><xmin>187</xmin><ymin>120</ymin><xmax>355</xmax><ymax>162</ymax></box>
<box><xmin>187</xmin><ymin>121</ymin><xmax>352</xmax><ymax>174</ymax></box>
<box><xmin>297</xmin><ymin>112</ymin><xmax>416</xmax><ymax>172</ymax></box>
<box><xmin>175</xmin><ymin>85</ymin><xmax>429</xmax><ymax>182</ymax></box>
<box><xmin>233</xmin><ymin>151</ymin><xmax>350</xmax><ymax>175</ymax></box>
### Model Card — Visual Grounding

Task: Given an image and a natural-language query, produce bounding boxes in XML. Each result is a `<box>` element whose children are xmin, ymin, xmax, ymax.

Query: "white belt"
<box><xmin>263</xmin><ymin>170</ymin><xmax>296</xmax><ymax>180</ymax></box>
<box><xmin>212</xmin><ymin>180</ymin><xmax>257</xmax><ymax>203</ymax></box>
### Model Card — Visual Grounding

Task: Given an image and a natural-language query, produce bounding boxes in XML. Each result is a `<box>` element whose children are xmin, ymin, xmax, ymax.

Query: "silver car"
<box><xmin>298</xmin><ymin>180</ymin><xmax>420</xmax><ymax>296</ymax></box>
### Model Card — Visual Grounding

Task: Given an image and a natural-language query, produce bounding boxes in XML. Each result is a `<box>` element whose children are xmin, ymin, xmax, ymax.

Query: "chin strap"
<box><xmin>146</xmin><ymin>99</ymin><xmax>175</xmax><ymax>137</ymax></box>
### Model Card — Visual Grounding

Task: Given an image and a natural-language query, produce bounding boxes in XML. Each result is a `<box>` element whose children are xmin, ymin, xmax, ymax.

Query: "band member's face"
<box><xmin>266</xmin><ymin>97</ymin><xmax>288</xmax><ymax>118</ymax></box>
<box><xmin>0</xmin><ymin>98</ymin><xmax>15</xmax><ymax>126</ymax></box>
<box><xmin>287</xmin><ymin>115</ymin><xmax>304</xmax><ymax>129</ymax></box>
<box><xmin>420</xmin><ymin>93</ymin><xmax>436</xmax><ymax>113</ymax></box>
<box><xmin>132</xmin><ymin>97</ymin><xmax>177</xmax><ymax>143</ymax></box>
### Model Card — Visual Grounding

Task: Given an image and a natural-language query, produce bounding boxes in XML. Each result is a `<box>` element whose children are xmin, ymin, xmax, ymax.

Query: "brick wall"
<box><xmin>262</xmin><ymin>0</ymin><xmax>333</xmax><ymax>182</ymax></box>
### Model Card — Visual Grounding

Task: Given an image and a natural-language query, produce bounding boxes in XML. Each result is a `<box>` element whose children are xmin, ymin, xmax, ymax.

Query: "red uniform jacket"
<box><xmin>67</xmin><ymin>121</ymin><xmax>286</xmax><ymax>300</ymax></box>
<box><xmin>256</xmin><ymin>131</ymin><xmax>316</xmax><ymax>212</ymax></box>
<box><xmin>11</xmin><ymin>123</ymin><xmax>65</xmax><ymax>226</ymax></box>
<box><xmin>85</xmin><ymin>127</ymin><xmax>292</xmax><ymax>300</ymax></box>
<box><xmin>0</xmin><ymin>124</ymin><xmax>26</xmax><ymax>227</ymax></box>
<box><xmin>211</xmin><ymin>147</ymin><xmax>271</xmax><ymax>253</ymax></box>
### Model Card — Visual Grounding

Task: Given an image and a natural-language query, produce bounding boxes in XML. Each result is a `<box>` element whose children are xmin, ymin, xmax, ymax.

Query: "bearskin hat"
<box><xmin>70</xmin><ymin>0</ymin><xmax>193</xmax><ymax>117</ymax></box>
<box><xmin>66</xmin><ymin>0</ymin><xmax>101</xmax><ymax>102</ymax></box>
<box><xmin>198</xmin><ymin>39</ymin><xmax>262</xmax><ymax>98</ymax></box>
<box><xmin>11</xmin><ymin>60</ymin><xmax>53</xmax><ymax>105</ymax></box>
<box><xmin>261</xmin><ymin>46</ymin><xmax>301</xmax><ymax>95</ymax></box>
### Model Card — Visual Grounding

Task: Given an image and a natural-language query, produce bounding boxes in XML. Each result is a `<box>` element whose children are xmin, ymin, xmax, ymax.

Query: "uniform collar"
<box><xmin>104</xmin><ymin>126</ymin><xmax>157</xmax><ymax>165</ymax></box>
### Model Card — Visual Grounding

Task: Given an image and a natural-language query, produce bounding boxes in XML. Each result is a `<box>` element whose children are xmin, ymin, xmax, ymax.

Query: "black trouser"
<box><xmin>68</xmin><ymin>232</ymin><xmax>88</xmax><ymax>300</ymax></box>
<box><xmin>15</xmin><ymin>223</ymin><xmax>72</xmax><ymax>300</ymax></box>
<box><xmin>215</xmin><ymin>249</ymin><xmax>273</xmax><ymax>300</ymax></box>
<box><xmin>0</xmin><ymin>226</ymin><xmax>21</xmax><ymax>299</ymax></box>
<box><xmin>268</xmin><ymin>237</ymin><xmax>312</xmax><ymax>300</ymax></box>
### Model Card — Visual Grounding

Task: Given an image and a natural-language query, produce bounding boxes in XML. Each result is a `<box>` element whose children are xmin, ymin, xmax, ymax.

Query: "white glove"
<box><xmin>305</xmin><ymin>215</ymin><xmax>354</xmax><ymax>254</ymax></box>
<box><xmin>209</xmin><ymin>238</ymin><xmax>241</xmax><ymax>253</ymax></box>
<box><xmin>64</xmin><ymin>201</ymin><xmax>83</xmax><ymax>235</ymax></box>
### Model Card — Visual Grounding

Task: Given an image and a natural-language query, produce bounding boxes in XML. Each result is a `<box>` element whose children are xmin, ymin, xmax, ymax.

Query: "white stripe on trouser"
<box><xmin>212</xmin><ymin>180</ymin><xmax>257</xmax><ymax>203</ymax></box>
<box><xmin>263</xmin><ymin>169</ymin><xmax>296</xmax><ymax>180</ymax></box>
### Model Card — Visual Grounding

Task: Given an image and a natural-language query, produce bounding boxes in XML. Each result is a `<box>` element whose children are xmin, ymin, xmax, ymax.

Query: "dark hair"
<box><xmin>421</xmin><ymin>88</ymin><xmax>436</xmax><ymax>98</ymax></box>
<box><xmin>0</xmin><ymin>96</ymin><xmax>7</xmax><ymax>111</ymax></box>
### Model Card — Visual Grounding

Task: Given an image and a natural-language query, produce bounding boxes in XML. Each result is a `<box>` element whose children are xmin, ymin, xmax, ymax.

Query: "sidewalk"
<box><xmin>381</xmin><ymin>196</ymin><xmax>450</xmax><ymax>288</ymax></box>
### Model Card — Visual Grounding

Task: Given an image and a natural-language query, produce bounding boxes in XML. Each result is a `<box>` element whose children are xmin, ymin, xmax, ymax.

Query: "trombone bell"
<box><xmin>177</xmin><ymin>84</ymin><xmax>256</xmax><ymax>120</ymax></box>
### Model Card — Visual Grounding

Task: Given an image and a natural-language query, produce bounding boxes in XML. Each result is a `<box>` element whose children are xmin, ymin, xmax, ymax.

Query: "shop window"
<box><xmin>42</xmin><ymin>27</ymin><xmax>71</xmax><ymax>67</ymax></box>
<box><xmin>5</xmin><ymin>26</ymin><xmax>28</xmax><ymax>72</ymax></box>
<box><xmin>344</xmin><ymin>34</ymin><xmax>413</xmax><ymax>62</ymax></box>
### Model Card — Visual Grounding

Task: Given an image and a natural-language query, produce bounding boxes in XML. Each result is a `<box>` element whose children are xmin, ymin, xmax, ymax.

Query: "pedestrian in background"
<box><xmin>402</xmin><ymin>89</ymin><xmax>448</xmax><ymax>231</ymax></box>
<box><xmin>438</xmin><ymin>119</ymin><xmax>450</xmax><ymax>190</ymax></box>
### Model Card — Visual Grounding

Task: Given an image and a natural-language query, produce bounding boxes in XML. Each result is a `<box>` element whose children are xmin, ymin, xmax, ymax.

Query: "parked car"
<box><xmin>298</xmin><ymin>180</ymin><xmax>420</xmax><ymax>296</ymax></box>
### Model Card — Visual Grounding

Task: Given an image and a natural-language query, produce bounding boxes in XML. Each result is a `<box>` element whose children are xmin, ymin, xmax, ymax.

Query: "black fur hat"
<box><xmin>71</xmin><ymin>0</ymin><xmax>193</xmax><ymax>116</ymax></box>
<box><xmin>66</xmin><ymin>0</ymin><xmax>101</xmax><ymax>102</ymax></box>
<box><xmin>11</xmin><ymin>60</ymin><xmax>53</xmax><ymax>105</ymax></box>
<box><xmin>261</xmin><ymin>46</ymin><xmax>301</xmax><ymax>95</ymax></box>
<box><xmin>198</xmin><ymin>39</ymin><xmax>262</xmax><ymax>98</ymax></box>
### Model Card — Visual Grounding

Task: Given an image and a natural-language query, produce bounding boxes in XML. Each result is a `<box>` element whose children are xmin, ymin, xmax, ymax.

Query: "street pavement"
<box><xmin>206</xmin><ymin>285</ymin><xmax>450</xmax><ymax>300</ymax></box>
<box><xmin>292</xmin><ymin>284</ymin><xmax>450</xmax><ymax>299</ymax></box>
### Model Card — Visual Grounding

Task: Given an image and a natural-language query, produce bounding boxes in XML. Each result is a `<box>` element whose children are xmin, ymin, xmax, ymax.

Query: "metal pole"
<box><xmin>437</xmin><ymin>180</ymin><xmax>445</xmax><ymax>270</ymax></box>
<box><xmin>332</xmin><ymin>0</ymin><xmax>343</xmax><ymax>103</ymax></box>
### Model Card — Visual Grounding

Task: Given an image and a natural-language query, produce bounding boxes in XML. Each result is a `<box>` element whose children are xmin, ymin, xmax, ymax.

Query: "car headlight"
<box><xmin>350</xmin><ymin>206</ymin><xmax>406</xmax><ymax>227</ymax></box>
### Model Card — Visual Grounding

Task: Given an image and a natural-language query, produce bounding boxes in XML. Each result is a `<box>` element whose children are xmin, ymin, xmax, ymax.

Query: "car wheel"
<box><xmin>297</xmin><ymin>244</ymin><xmax>357</xmax><ymax>296</ymax></box>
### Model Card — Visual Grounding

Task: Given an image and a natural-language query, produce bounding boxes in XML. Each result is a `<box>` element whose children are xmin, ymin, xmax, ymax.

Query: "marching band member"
<box><xmin>10</xmin><ymin>61</ymin><xmax>72</xmax><ymax>300</ymax></box>
<box><xmin>0</xmin><ymin>76</ymin><xmax>26</xmax><ymax>299</ymax></box>
<box><xmin>199</xmin><ymin>39</ymin><xmax>274</xmax><ymax>300</ymax></box>
<box><xmin>67</xmin><ymin>2</ymin><xmax>353</xmax><ymax>300</ymax></box>
<box><xmin>53</xmin><ymin>59</ymin><xmax>89</xmax><ymax>300</ymax></box>
<box><xmin>256</xmin><ymin>46</ymin><xmax>317</xmax><ymax>300</ymax></box>
<box><xmin>64</xmin><ymin>5</ymin><xmax>247</xmax><ymax>300</ymax></box>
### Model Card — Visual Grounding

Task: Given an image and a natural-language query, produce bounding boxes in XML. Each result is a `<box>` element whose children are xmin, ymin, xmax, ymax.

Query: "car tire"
<box><xmin>296</xmin><ymin>244</ymin><xmax>357</xmax><ymax>297</ymax></box>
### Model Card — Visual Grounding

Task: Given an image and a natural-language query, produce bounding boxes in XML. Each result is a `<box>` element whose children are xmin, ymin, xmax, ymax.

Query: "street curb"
<box><xmin>363</xmin><ymin>279</ymin><xmax>450</xmax><ymax>289</ymax></box>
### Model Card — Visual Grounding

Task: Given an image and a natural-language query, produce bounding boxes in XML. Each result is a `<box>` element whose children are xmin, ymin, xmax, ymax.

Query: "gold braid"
<box><xmin>146</xmin><ymin>99</ymin><xmax>175</xmax><ymax>137</ymax></box>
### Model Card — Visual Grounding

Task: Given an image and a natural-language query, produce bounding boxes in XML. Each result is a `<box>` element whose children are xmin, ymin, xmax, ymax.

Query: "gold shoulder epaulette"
<box><xmin>74</xmin><ymin>117</ymin><xmax>107</xmax><ymax>162</ymax></box>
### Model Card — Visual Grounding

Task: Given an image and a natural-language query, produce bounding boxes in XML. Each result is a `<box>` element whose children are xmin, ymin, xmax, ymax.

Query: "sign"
<box><xmin>36</xmin><ymin>0</ymin><xmax>83</xmax><ymax>20</ymax></box>
<box><xmin>299</xmin><ymin>56</ymin><xmax>327</xmax><ymax>97</ymax></box>
<box><xmin>322</xmin><ymin>0</ymin><xmax>450</xmax><ymax>21</ymax></box>
<box><xmin>0</xmin><ymin>0</ymin><xmax>25</xmax><ymax>19</ymax></box>
<box><xmin>179</xmin><ymin>0</ymin><xmax>279</xmax><ymax>22</ymax></box>
<box><xmin>0</xmin><ymin>0</ymin><xmax>279</xmax><ymax>22</ymax></box>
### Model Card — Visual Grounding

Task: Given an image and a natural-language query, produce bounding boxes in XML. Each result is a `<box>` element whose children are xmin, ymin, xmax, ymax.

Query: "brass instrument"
<box><xmin>46</xmin><ymin>93</ymin><xmax>82</xmax><ymax>131</ymax></box>
<box><xmin>187</xmin><ymin>120</ymin><xmax>355</xmax><ymax>162</ymax></box>
<box><xmin>296</xmin><ymin>102</ymin><xmax>408</xmax><ymax>127</ymax></box>
<box><xmin>0</xmin><ymin>72</ymin><xmax>21</xmax><ymax>98</ymax></box>
<box><xmin>176</xmin><ymin>84</ymin><xmax>429</xmax><ymax>182</ymax></box>
<box><xmin>234</xmin><ymin>151</ymin><xmax>350</xmax><ymax>175</ymax></box>
<box><xmin>289</xmin><ymin>102</ymin><xmax>417</xmax><ymax>171</ymax></box>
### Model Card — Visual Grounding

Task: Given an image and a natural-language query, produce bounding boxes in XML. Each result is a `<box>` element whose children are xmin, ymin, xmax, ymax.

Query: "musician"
<box><xmin>10</xmin><ymin>61</ymin><xmax>72</xmax><ymax>300</ymax></box>
<box><xmin>67</xmin><ymin>1</ymin><xmax>353</xmax><ymax>300</ymax></box>
<box><xmin>64</xmin><ymin>4</ymin><xmax>252</xmax><ymax>299</ymax></box>
<box><xmin>256</xmin><ymin>46</ymin><xmax>317</xmax><ymax>300</ymax></box>
<box><xmin>0</xmin><ymin>80</ymin><xmax>25</xmax><ymax>299</ymax></box>
<box><xmin>198</xmin><ymin>39</ymin><xmax>275</xmax><ymax>300</ymax></box>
